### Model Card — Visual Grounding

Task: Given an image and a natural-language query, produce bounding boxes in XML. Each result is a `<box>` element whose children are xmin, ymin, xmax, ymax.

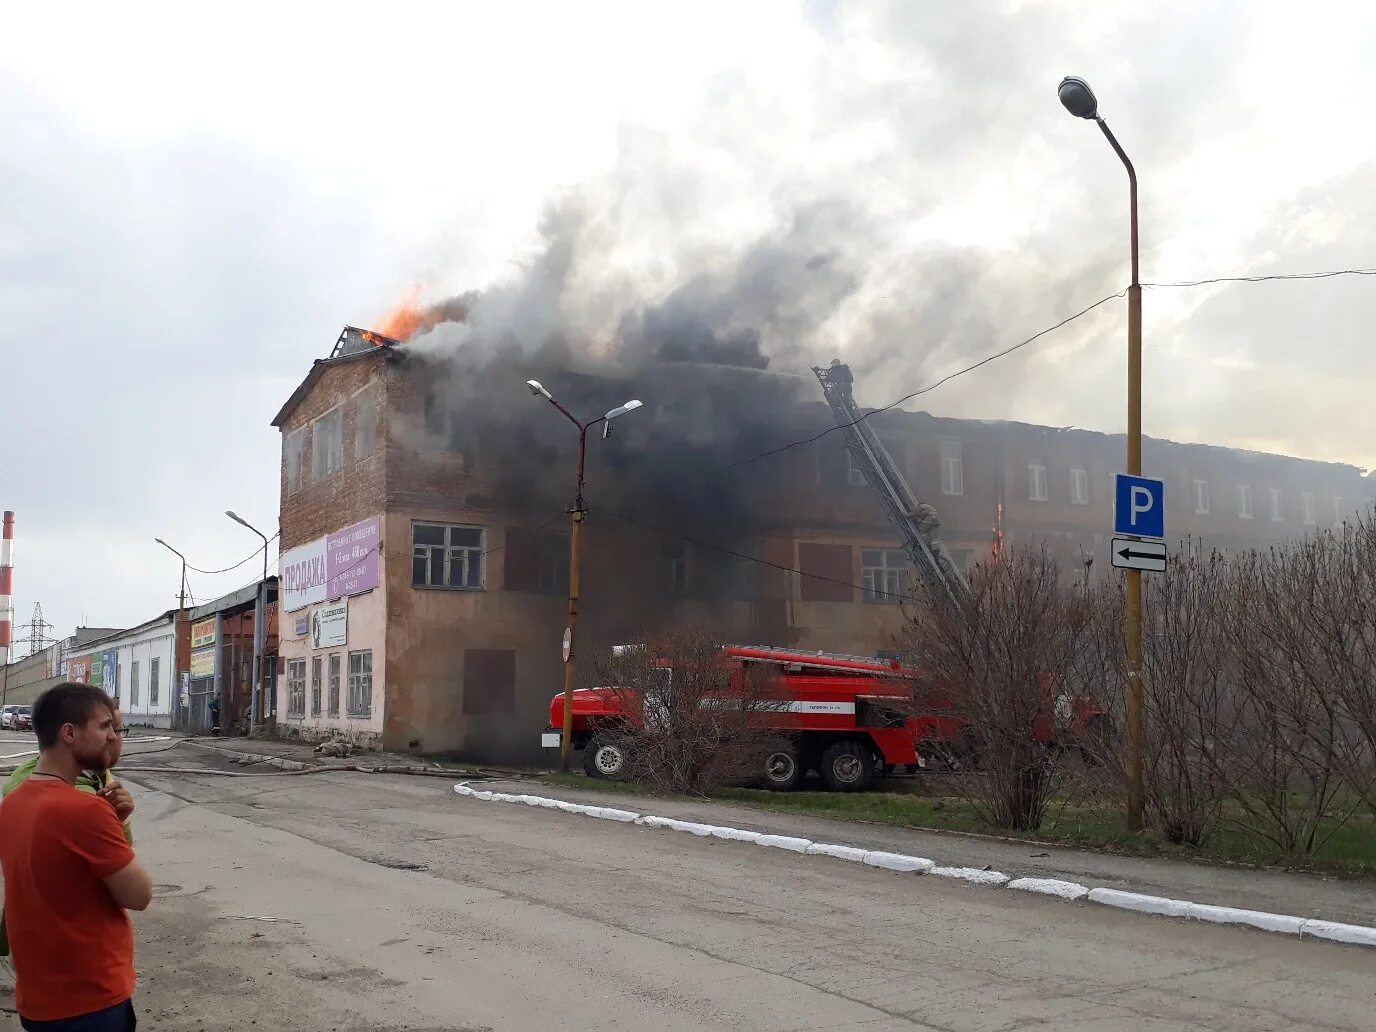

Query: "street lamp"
<box><xmin>1059</xmin><ymin>74</ymin><xmax>1146</xmax><ymax>832</ymax></box>
<box><xmin>226</xmin><ymin>510</ymin><xmax>270</xmax><ymax>735</ymax></box>
<box><xmin>526</xmin><ymin>379</ymin><xmax>644</xmax><ymax>771</ymax></box>
<box><xmin>154</xmin><ymin>538</ymin><xmax>188</xmax><ymax>614</ymax></box>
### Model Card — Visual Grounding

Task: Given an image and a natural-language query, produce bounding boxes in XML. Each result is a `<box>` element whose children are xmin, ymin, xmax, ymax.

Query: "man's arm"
<box><xmin>102</xmin><ymin>858</ymin><xmax>153</xmax><ymax>912</ymax></box>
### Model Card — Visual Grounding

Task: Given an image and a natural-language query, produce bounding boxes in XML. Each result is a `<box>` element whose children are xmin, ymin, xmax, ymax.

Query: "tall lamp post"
<box><xmin>1058</xmin><ymin>75</ymin><xmax>1145</xmax><ymax>831</ymax></box>
<box><xmin>154</xmin><ymin>538</ymin><xmax>188</xmax><ymax>615</ymax></box>
<box><xmin>526</xmin><ymin>379</ymin><xmax>643</xmax><ymax>772</ymax></box>
<box><xmin>226</xmin><ymin>510</ymin><xmax>270</xmax><ymax>736</ymax></box>
<box><xmin>155</xmin><ymin>537</ymin><xmax>189</xmax><ymax>725</ymax></box>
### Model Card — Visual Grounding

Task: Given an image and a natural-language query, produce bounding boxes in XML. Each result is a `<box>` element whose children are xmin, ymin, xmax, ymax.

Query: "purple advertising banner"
<box><xmin>326</xmin><ymin>516</ymin><xmax>380</xmax><ymax>600</ymax></box>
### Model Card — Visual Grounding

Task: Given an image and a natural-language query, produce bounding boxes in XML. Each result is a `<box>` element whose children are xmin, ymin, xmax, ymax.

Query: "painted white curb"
<box><xmin>1007</xmin><ymin>877</ymin><xmax>1090</xmax><ymax>901</ymax></box>
<box><xmin>1300</xmin><ymin>919</ymin><xmax>1376</xmax><ymax>947</ymax></box>
<box><xmin>452</xmin><ymin>784</ymin><xmax>1376</xmax><ymax>948</ymax></box>
<box><xmin>932</xmin><ymin>865</ymin><xmax>1010</xmax><ymax>887</ymax></box>
<box><xmin>862</xmin><ymin>850</ymin><xmax>934</xmax><ymax>873</ymax></box>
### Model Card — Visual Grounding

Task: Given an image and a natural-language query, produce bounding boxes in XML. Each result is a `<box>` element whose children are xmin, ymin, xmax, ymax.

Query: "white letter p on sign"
<box><xmin>1130</xmin><ymin>485</ymin><xmax>1154</xmax><ymax>525</ymax></box>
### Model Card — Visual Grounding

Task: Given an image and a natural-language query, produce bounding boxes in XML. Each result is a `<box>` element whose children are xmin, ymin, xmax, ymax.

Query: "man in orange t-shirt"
<box><xmin>0</xmin><ymin>682</ymin><xmax>153</xmax><ymax>1031</ymax></box>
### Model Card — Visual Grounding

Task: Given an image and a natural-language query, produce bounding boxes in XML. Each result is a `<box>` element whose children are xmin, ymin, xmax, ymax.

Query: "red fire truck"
<box><xmin>540</xmin><ymin>362</ymin><xmax>1104</xmax><ymax>789</ymax></box>
<box><xmin>543</xmin><ymin>644</ymin><xmax>928</xmax><ymax>791</ymax></box>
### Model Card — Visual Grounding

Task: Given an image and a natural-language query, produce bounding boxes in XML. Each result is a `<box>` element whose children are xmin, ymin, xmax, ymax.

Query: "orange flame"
<box><xmin>374</xmin><ymin>288</ymin><xmax>432</xmax><ymax>342</ymax></box>
<box><xmin>372</xmin><ymin>287</ymin><xmax>472</xmax><ymax>343</ymax></box>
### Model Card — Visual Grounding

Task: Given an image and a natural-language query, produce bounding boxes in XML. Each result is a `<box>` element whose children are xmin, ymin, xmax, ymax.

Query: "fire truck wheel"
<box><xmin>820</xmin><ymin>740</ymin><xmax>876</xmax><ymax>792</ymax></box>
<box><xmin>583</xmin><ymin>733</ymin><xmax>630</xmax><ymax>780</ymax></box>
<box><xmin>759</xmin><ymin>747</ymin><xmax>803</xmax><ymax>791</ymax></box>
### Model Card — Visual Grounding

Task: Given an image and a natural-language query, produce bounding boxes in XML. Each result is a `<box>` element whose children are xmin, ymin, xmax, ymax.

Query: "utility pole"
<box><xmin>1059</xmin><ymin>75</ymin><xmax>1146</xmax><ymax>831</ymax></box>
<box><xmin>155</xmin><ymin>537</ymin><xmax>189</xmax><ymax>728</ymax></box>
<box><xmin>226</xmin><ymin>511</ymin><xmax>270</xmax><ymax>736</ymax></box>
<box><xmin>525</xmin><ymin>380</ymin><xmax>643</xmax><ymax>771</ymax></box>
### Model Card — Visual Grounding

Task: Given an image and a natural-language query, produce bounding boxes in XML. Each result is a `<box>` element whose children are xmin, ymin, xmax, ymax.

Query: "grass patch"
<box><xmin>529</xmin><ymin>771</ymin><xmax>1376</xmax><ymax>879</ymax></box>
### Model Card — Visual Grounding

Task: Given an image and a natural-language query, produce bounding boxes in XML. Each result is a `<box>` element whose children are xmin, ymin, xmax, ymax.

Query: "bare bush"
<box><xmin>1217</xmin><ymin>531</ymin><xmax>1373</xmax><ymax>852</ymax></box>
<box><xmin>1084</xmin><ymin>547</ymin><xmax>1231</xmax><ymax>845</ymax></box>
<box><xmin>583</xmin><ymin>626</ymin><xmax>788</xmax><ymax>795</ymax></box>
<box><xmin>900</xmin><ymin>544</ymin><xmax>1092</xmax><ymax>832</ymax></box>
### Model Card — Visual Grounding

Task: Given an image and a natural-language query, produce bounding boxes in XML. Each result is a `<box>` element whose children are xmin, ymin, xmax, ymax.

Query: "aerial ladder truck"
<box><xmin>812</xmin><ymin>360</ymin><xmax>970</xmax><ymax>608</ymax></box>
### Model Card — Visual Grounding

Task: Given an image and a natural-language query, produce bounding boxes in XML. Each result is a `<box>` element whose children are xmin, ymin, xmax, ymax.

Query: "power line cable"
<box><xmin>703</xmin><ymin>289</ymin><xmax>1128</xmax><ymax>477</ymax></box>
<box><xmin>701</xmin><ymin>265</ymin><xmax>1376</xmax><ymax>481</ymax></box>
<box><xmin>185</xmin><ymin>531</ymin><xmax>282</xmax><ymax>576</ymax></box>
<box><xmin>1143</xmin><ymin>267</ymin><xmax>1376</xmax><ymax>289</ymax></box>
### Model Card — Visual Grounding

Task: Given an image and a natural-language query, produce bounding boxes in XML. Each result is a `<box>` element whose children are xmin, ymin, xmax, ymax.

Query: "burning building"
<box><xmin>270</xmin><ymin>319</ymin><xmax>1369</xmax><ymax>762</ymax></box>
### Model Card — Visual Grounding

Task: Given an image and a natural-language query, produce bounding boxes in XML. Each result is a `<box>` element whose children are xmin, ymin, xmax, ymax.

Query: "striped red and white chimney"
<box><xmin>0</xmin><ymin>511</ymin><xmax>13</xmax><ymax>666</ymax></box>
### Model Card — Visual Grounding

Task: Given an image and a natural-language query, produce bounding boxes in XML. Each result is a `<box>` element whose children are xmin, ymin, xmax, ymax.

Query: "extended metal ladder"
<box><xmin>812</xmin><ymin>363</ymin><xmax>970</xmax><ymax>606</ymax></box>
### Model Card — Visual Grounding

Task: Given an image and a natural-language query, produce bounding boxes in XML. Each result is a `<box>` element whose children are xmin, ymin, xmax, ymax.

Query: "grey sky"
<box><xmin>3</xmin><ymin>1</ymin><xmax>1374</xmax><ymax>642</ymax></box>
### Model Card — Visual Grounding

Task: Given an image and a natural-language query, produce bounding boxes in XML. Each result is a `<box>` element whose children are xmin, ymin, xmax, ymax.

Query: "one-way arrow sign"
<box><xmin>1111</xmin><ymin>537</ymin><xmax>1167</xmax><ymax>573</ymax></box>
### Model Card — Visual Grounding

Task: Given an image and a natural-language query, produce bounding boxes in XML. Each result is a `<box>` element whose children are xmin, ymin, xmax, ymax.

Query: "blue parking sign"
<box><xmin>1114</xmin><ymin>474</ymin><xmax>1165</xmax><ymax>540</ymax></box>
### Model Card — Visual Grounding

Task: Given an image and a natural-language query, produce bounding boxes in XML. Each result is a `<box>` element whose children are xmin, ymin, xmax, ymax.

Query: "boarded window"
<box><xmin>797</xmin><ymin>543</ymin><xmax>853</xmax><ymax>602</ymax></box>
<box><xmin>313</xmin><ymin>408</ymin><xmax>344</xmax><ymax>480</ymax></box>
<box><xmin>354</xmin><ymin>385</ymin><xmax>377</xmax><ymax>460</ymax></box>
<box><xmin>503</xmin><ymin>528</ymin><xmax>569</xmax><ymax>595</ymax></box>
<box><xmin>286</xmin><ymin>428</ymin><xmax>306</xmax><ymax>494</ymax></box>
<box><xmin>463</xmin><ymin>649</ymin><xmax>516</xmax><ymax>716</ymax></box>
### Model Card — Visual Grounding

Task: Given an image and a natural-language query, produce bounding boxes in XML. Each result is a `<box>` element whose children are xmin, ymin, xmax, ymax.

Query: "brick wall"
<box><xmin>279</xmin><ymin>353</ymin><xmax>389</xmax><ymax>551</ymax></box>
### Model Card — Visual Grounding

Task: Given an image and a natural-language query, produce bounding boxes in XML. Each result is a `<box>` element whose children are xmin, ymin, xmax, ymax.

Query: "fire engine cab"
<box><xmin>543</xmin><ymin>644</ymin><xmax>930</xmax><ymax>792</ymax></box>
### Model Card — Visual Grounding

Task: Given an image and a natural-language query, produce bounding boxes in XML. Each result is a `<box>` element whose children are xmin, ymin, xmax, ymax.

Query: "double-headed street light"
<box><xmin>1059</xmin><ymin>75</ymin><xmax>1146</xmax><ymax>831</ymax></box>
<box><xmin>526</xmin><ymin>379</ymin><xmax>644</xmax><ymax>772</ymax></box>
<box><xmin>226</xmin><ymin>510</ymin><xmax>271</xmax><ymax>735</ymax></box>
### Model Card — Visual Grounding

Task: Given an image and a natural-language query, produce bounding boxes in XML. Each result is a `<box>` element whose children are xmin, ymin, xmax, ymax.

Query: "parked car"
<box><xmin>13</xmin><ymin>706</ymin><xmax>32</xmax><ymax>731</ymax></box>
<box><xmin>0</xmin><ymin>705</ymin><xmax>19</xmax><ymax>729</ymax></box>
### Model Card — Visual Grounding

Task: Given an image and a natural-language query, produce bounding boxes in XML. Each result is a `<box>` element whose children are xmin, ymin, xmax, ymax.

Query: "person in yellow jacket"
<box><xmin>0</xmin><ymin>707</ymin><xmax>133</xmax><ymax>959</ymax></box>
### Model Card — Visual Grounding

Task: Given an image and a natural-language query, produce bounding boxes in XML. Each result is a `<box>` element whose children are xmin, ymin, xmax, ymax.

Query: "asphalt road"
<box><xmin>37</xmin><ymin>743</ymin><xmax>1357</xmax><ymax>1032</ymax></box>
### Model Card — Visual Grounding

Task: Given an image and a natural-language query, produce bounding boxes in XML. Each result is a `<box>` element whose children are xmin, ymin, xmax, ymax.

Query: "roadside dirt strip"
<box><xmin>454</xmin><ymin>782</ymin><xmax>1376</xmax><ymax>949</ymax></box>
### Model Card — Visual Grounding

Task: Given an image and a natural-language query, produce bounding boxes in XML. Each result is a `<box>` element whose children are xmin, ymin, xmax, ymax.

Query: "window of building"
<box><xmin>1238</xmin><ymin>484</ymin><xmax>1253</xmax><ymax>519</ymax></box>
<box><xmin>462</xmin><ymin>649</ymin><xmax>516</xmax><ymax>715</ymax></box>
<box><xmin>327</xmin><ymin>654</ymin><xmax>341</xmax><ymax>717</ymax></box>
<box><xmin>1193</xmin><ymin>479</ymin><xmax>1210</xmax><ymax>515</ymax></box>
<box><xmin>797</xmin><ymin>542</ymin><xmax>853</xmax><ymax>602</ymax></box>
<box><xmin>354</xmin><ymin>385</ymin><xmax>377</xmax><ymax>461</ymax></box>
<box><xmin>149</xmin><ymin>656</ymin><xmax>160</xmax><ymax>708</ymax></box>
<box><xmin>846</xmin><ymin>450</ymin><xmax>867</xmax><ymax>487</ymax></box>
<box><xmin>310</xmin><ymin>656</ymin><xmax>323</xmax><ymax>716</ymax></box>
<box><xmin>1302</xmin><ymin>491</ymin><xmax>1316</xmax><ymax>526</ymax></box>
<box><xmin>130</xmin><ymin>660</ymin><xmax>140</xmax><ymax>707</ymax></box>
<box><xmin>412</xmin><ymin>523</ymin><xmax>484</xmax><ymax>589</ymax></box>
<box><xmin>861</xmin><ymin>548</ymin><xmax>906</xmax><ymax>604</ymax></box>
<box><xmin>665</xmin><ymin>540</ymin><xmax>688</xmax><ymax>596</ymax></box>
<box><xmin>1070</xmin><ymin>468</ymin><xmax>1089</xmax><ymax>506</ymax></box>
<box><xmin>286</xmin><ymin>428</ymin><xmax>306</xmax><ymax>495</ymax></box>
<box><xmin>537</xmin><ymin>535</ymin><xmax>570</xmax><ymax>595</ymax></box>
<box><xmin>1270</xmin><ymin>488</ymin><xmax>1284</xmax><ymax>522</ymax></box>
<box><xmin>287</xmin><ymin>658</ymin><xmax>306</xmax><ymax>718</ymax></box>
<box><xmin>1028</xmin><ymin>464</ymin><xmax>1048</xmax><ymax>502</ymax></box>
<box><xmin>312</xmin><ymin>407</ymin><xmax>344</xmax><ymax>480</ymax></box>
<box><xmin>347</xmin><ymin>650</ymin><xmax>373</xmax><ymax>717</ymax></box>
<box><xmin>940</xmin><ymin>440</ymin><xmax>963</xmax><ymax>496</ymax></box>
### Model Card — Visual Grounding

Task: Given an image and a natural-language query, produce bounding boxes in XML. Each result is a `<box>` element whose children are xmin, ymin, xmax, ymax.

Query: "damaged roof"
<box><xmin>271</xmin><ymin>327</ymin><xmax>400</xmax><ymax>428</ymax></box>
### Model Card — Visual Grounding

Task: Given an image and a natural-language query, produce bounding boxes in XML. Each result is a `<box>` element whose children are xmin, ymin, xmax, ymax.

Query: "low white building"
<box><xmin>68</xmin><ymin>611</ymin><xmax>188</xmax><ymax>729</ymax></box>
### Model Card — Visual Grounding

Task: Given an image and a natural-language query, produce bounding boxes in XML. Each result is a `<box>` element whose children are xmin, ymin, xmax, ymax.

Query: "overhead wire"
<box><xmin>186</xmin><ymin>531</ymin><xmax>282</xmax><ymax>576</ymax></box>
<box><xmin>701</xmin><ymin>288</ymin><xmax>1129</xmax><ymax>478</ymax></box>
<box><xmin>700</xmin><ymin>265</ymin><xmax>1376</xmax><ymax>481</ymax></box>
